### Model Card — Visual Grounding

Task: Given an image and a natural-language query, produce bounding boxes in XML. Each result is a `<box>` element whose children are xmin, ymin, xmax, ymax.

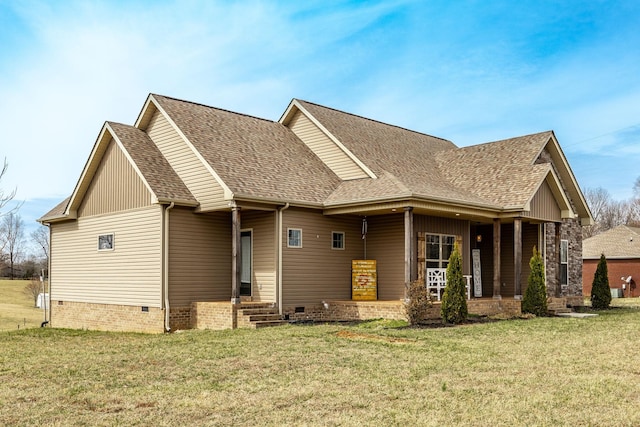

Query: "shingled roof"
<box><xmin>153</xmin><ymin>95</ymin><xmax>341</xmax><ymax>205</ymax></box>
<box><xmin>107</xmin><ymin>122</ymin><xmax>196</xmax><ymax>204</ymax></box>
<box><xmin>583</xmin><ymin>225</ymin><xmax>640</xmax><ymax>259</ymax></box>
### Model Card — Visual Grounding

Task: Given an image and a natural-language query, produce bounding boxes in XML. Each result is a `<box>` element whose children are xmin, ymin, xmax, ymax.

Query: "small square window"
<box><xmin>98</xmin><ymin>234</ymin><xmax>114</xmax><ymax>251</ymax></box>
<box><xmin>287</xmin><ymin>228</ymin><xmax>302</xmax><ymax>248</ymax></box>
<box><xmin>332</xmin><ymin>231</ymin><xmax>345</xmax><ymax>250</ymax></box>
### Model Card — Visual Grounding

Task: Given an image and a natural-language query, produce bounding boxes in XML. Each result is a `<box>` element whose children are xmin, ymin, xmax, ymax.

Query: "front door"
<box><xmin>240</xmin><ymin>230</ymin><xmax>252</xmax><ymax>296</ymax></box>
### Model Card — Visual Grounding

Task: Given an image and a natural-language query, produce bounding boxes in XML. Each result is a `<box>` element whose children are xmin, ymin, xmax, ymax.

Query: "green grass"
<box><xmin>1</xmin><ymin>304</ymin><xmax>640</xmax><ymax>426</ymax></box>
<box><xmin>0</xmin><ymin>279</ymin><xmax>47</xmax><ymax>331</ymax></box>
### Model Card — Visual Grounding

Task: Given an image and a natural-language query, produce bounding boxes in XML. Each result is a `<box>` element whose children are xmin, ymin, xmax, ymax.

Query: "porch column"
<box><xmin>514</xmin><ymin>218</ymin><xmax>522</xmax><ymax>299</ymax></box>
<box><xmin>554</xmin><ymin>222</ymin><xmax>562</xmax><ymax>297</ymax></box>
<box><xmin>231</xmin><ymin>205</ymin><xmax>242</xmax><ymax>305</ymax></box>
<box><xmin>404</xmin><ymin>207</ymin><xmax>414</xmax><ymax>291</ymax></box>
<box><xmin>493</xmin><ymin>218</ymin><xmax>502</xmax><ymax>299</ymax></box>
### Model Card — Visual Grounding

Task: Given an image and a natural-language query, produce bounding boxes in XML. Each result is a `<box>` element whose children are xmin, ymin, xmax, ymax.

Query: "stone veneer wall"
<box><xmin>50</xmin><ymin>301</ymin><xmax>165</xmax><ymax>333</ymax></box>
<box><xmin>544</xmin><ymin>218</ymin><xmax>583</xmax><ymax>299</ymax></box>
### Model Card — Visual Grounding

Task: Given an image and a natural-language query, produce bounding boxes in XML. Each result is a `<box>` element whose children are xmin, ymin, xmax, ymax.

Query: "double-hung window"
<box><xmin>287</xmin><ymin>228</ymin><xmax>302</xmax><ymax>248</ymax></box>
<box><xmin>426</xmin><ymin>234</ymin><xmax>455</xmax><ymax>269</ymax></box>
<box><xmin>560</xmin><ymin>240</ymin><xmax>569</xmax><ymax>286</ymax></box>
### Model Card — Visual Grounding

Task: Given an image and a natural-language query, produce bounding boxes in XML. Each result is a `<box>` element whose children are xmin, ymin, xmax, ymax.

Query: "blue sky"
<box><xmin>1</xmin><ymin>0</ymin><xmax>640</xmax><ymax>240</ymax></box>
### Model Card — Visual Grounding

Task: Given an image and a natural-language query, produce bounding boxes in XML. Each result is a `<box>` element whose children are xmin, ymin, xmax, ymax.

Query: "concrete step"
<box><xmin>549</xmin><ymin>308</ymin><xmax>572</xmax><ymax>315</ymax></box>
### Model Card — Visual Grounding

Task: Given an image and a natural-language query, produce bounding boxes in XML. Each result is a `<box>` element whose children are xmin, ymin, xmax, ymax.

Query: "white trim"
<box><xmin>331</xmin><ymin>231</ymin><xmax>345</xmax><ymax>250</ymax></box>
<box><xmin>287</xmin><ymin>228</ymin><xmax>303</xmax><ymax>248</ymax></box>
<box><xmin>97</xmin><ymin>233</ymin><xmax>115</xmax><ymax>251</ymax></box>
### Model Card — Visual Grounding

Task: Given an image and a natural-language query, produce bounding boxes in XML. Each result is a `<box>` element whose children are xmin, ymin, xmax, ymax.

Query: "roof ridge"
<box><xmin>151</xmin><ymin>93</ymin><xmax>277</xmax><ymax>125</ymax></box>
<box><xmin>295</xmin><ymin>99</ymin><xmax>454</xmax><ymax>144</ymax></box>
<box><xmin>457</xmin><ymin>130</ymin><xmax>554</xmax><ymax>149</ymax></box>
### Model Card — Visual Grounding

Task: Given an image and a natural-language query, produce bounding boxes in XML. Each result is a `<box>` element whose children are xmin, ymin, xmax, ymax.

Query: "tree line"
<box><xmin>582</xmin><ymin>178</ymin><xmax>640</xmax><ymax>239</ymax></box>
<box><xmin>0</xmin><ymin>159</ymin><xmax>49</xmax><ymax>279</ymax></box>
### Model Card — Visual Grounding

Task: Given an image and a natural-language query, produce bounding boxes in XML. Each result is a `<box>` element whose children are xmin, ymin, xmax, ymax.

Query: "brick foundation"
<box><xmin>169</xmin><ymin>306</ymin><xmax>192</xmax><ymax>331</ymax></box>
<box><xmin>51</xmin><ymin>300</ymin><xmax>165</xmax><ymax>333</ymax></box>
<box><xmin>190</xmin><ymin>302</ymin><xmax>236</xmax><ymax>330</ymax></box>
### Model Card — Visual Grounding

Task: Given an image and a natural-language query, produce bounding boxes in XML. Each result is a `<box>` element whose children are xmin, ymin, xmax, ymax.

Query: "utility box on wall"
<box><xmin>352</xmin><ymin>260</ymin><xmax>377</xmax><ymax>300</ymax></box>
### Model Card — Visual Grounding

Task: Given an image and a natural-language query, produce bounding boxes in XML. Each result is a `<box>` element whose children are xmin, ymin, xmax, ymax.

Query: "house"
<box><xmin>39</xmin><ymin>94</ymin><xmax>593</xmax><ymax>332</ymax></box>
<box><xmin>583</xmin><ymin>225</ymin><xmax>640</xmax><ymax>298</ymax></box>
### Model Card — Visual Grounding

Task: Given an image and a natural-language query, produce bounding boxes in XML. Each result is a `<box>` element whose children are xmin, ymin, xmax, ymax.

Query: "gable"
<box><xmin>78</xmin><ymin>138</ymin><xmax>152</xmax><ymax>217</ymax></box>
<box><xmin>145</xmin><ymin>106</ymin><xmax>230</xmax><ymax>211</ymax></box>
<box><xmin>285</xmin><ymin>109</ymin><xmax>370</xmax><ymax>180</ymax></box>
<box><xmin>527</xmin><ymin>178</ymin><xmax>561</xmax><ymax>222</ymax></box>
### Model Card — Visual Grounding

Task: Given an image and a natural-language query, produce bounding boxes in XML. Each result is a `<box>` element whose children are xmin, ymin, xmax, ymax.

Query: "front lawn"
<box><xmin>1</xmin><ymin>305</ymin><xmax>639</xmax><ymax>426</ymax></box>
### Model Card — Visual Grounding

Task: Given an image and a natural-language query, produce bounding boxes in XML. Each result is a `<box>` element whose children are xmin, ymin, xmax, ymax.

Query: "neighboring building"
<box><xmin>39</xmin><ymin>94</ymin><xmax>593</xmax><ymax>332</ymax></box>
<box><xmin>583</xmin><ymin>225</ymin><xmax>640</xmax><ymax>298</ymax></box>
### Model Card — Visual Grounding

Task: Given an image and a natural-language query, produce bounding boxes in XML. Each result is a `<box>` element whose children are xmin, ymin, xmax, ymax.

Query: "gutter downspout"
<box><xmin>163</xmin><ymin>202</ymin><xmax>175</xmax><ymax>332</ymax></box>
<box><xmin>276</xmin><ymin>203</ymin><xmax>289</xmax><ymax>315</ymax></box>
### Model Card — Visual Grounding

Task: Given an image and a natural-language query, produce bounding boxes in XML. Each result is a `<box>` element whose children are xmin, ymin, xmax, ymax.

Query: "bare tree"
<box><xmin>31</xmin><ymin>225</ymin><xmax>50</xmax><ymax>275</ymax></box>
<box><xmin>0</xmin><ymin>158</ymin><xmax>17</xmax><ymax>217</ymax></box>
<box><xmin>0</xmin><ymin>212</ymin><xmax>25</xmax><ymax>279</ymax></box>
<box><xmin>583</xmin><ymin>187</ymin><xmax>612</xmax><ymax>238</ymax></box>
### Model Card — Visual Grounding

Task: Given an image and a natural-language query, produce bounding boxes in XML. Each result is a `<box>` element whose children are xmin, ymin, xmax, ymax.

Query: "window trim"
<box><xmin>97</xmin><ymin>233</ymin><xmax>115</xmax><ymax>251</ymax></box>
<box><xmin>560</xmin><ymin>239</ymin><xmax>569</xmax><ymax>286</ymax></box>
<box><xmin>287</xmin><ymin>228</ymin><xmax>303</xmax><ymax>248</ymax></box>
<box><xmin>331</xmin><ymin>231</ymin><xmax>345</xmax><ymax>250</ymax></box>
<box><xmin>425</xmin><ymin>233</ymin><xmax>456</xmax><ymax>269</ymax></box>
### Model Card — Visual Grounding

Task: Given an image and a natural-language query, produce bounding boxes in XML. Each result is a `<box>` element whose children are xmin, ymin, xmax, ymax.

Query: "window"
<box><xmin>98</xmin><ymin>234</ymin><xmax>114</xmax><ymax>251</ymax></box>
<box><xmin>560</xmin><ymin>239</ymin><xmax>568</xmax><ymax>286</ymax></box>
<box><xmin>332</xmin><ymin>231</ymin><xmax>345</xmax><ymax>250</ymax></box>
<box><xmin>287</xmin><ymin>228</ymin><xmax>302</xmax><ymax>248</ymax></box>
<box><xmin>426</xmin><ymin>234</ymin><xmax>455</xmax><ymax>269</ymax></box>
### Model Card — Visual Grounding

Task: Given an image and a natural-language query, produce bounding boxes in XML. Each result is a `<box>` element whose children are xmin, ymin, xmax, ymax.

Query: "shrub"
<box><xmin>522</xmin><ymin>246</ymin><xmax>547</xmax><ymax>316</ymax></box>
<box><xmin>441</xmin><ymin>242</ymin><xmax>468</xmax><ymax>324</ymax></box>
<box><xmin>404</xmin><ymin>280</ymin><xmax>433</xmax><ymax>325</ymax></box>
<box><xmin>591</xmin><ymin>253</ymin><xmax>611</xmax><ymax>309</ymax></box>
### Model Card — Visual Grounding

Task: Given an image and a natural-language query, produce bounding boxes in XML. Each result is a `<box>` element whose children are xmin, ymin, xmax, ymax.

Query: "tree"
<box><xmin>440</xmin><ymin>242</ymin><xmax>468</xmax><ymax>324</ymax></box>
<box><xmin>24</xmin><ymin>279</ymin><xmax>43</xmax><ymax>307</ymax></box>
<box><xmin>0</xmin><ymin>212</ymin><xmax>25</xmax><ymax>279</ymax></box>
<box><xmin>522</xmin><ymin>246</ymin><xmax>547</xmax><ymax>316</ymax></box>
<box><xmin>31</xmin><ymin>225</ymin><xmax>50</xmax><ymax>275</ymax></box>
<box><xmin>0</xmin><ymin>158</ymin><xmax>17</xmax><ymax>217</ymax></box>
<box><xmin>591</xmin><ymin>254</ymin><xmax>611</xmax><ymax>309</ymax></box>
<box><xmin>583</xmin><ymin>186</ymin><xmax>640</xmax><ymax>238</ymax></box>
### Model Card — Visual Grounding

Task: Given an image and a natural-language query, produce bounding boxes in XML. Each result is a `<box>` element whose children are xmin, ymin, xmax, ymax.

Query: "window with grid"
<box><xmin>332</xmin><ymin>231</ymin><xmax>345</xmax><ymax>250</ymax></box>
<box><xmin>560</xmin><ymin>239</ymin><xmax>568</xmax><ymax>286</ymax></box>
<box><xmin>426</xmin><ymin>234</ymin><xmax>455</xmax><ymax>269</ymax></box>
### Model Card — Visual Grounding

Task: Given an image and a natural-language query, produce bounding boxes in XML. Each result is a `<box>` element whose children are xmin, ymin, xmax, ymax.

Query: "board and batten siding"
<box><xmin>527</xmin><ymin>179</ymin><xmax>562</xmax><ymax>222</ymax></box>
<box><xmin>282</xmin><ymin>208</ymin><xmax>363</xmax><ymax>306</ymax></box>
<box><xmin>365</xmin><ymin>214</ymin><xmax>405</xmax><ymax>300</ymax></box>
<box><xmin>242</xmin><ymin>211</ymin><xmax>276</xmax><ymax>302</ymax></box>
<box><xmin>78</xmin><ymin>139</ymin><xmax>151</xmax><ymax>217</ymax></box>
<box><xmin>50</xmin><ymin>206</ymin><xmax>163</xmax><ymax>306</ymax></box>
<box><xmin>414</xmin><ymin>215</ymin><xmax>471</xmax><ymax>274</ymax></box>
<box><xmin>287</xmin><ymin>110</ymin><xmax>368</xmax><ymax>181</ymax></box>
<box><xmin>168</xmin><ymin>208</ymin><xmax>231</xmax><ymax>307</ymax></box>
<box><xmin>146</xmin><ymin>109</ymin><xmax>228</xmax><ymax>211</ymax></box>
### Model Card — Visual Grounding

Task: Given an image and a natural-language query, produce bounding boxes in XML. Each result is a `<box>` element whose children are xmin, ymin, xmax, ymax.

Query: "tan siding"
<box><xmin>288</xmin><ymin>110</ymin><xmax>368</xmax><ymax>180</ymax></box>
<box><xmin>147</xmin><ymin>109</ymin><xmax>227</xmax><ymax>210</ymax></box>
<box><xmin>366</xmin><ymin>214</ymin><xmax>405</xmax><ymax>300</ymax></box>
<box><xmin>414</xmin><ymin>215</ymin><xmax>471</xmax><ymax>274</ymax></box>
<box><xmin>242</xmin><ymin>211</ymin><xmax>276</xmax><ymax>302</ymax></box>
<box><xmin>282</xmin><ymin>208</ymin><xmax>363</xmax><ymax>306</ymax></box>
<box><xmin>78</xmin><ymin>139</ymin><xmax>151</xmax><ymax>217</ymax></box>
<box><xmin>528</xmin><ymin>180</ymin><xmax>561</xmax><ymax>221</ymax></box>
<box><xmin>168</xmin><ymin>209</ymin><xmax>231</xmax><ymax>307</ymax></box>
<box><xmin>50</xmin><ymin>206</ymin><xmax>163</xmax><ymax>307</ymax></box>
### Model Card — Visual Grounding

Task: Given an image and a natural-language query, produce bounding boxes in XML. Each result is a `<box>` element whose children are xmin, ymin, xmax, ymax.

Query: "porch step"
<box><xmin>236</xmin><ymin>304</ymin><xmax>288</xmax><ymax>329</ymax></box>
<box><xmin>547</xmin><ymin>297</ymin><xmax>573</xmax><ymax>316</ymax></box>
